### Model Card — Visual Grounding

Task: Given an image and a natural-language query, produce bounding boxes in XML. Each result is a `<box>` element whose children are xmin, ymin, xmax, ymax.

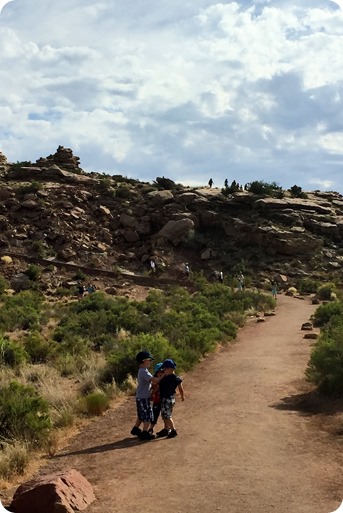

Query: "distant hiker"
<box><xmin>208</xmin><ymin>178</ymin><xmax>214</xmax><ymax>188</ymax></box>
<box><xmin>156</xmin><ymin>359</ymin><xmax>184</xmax><ymax>439</ymax></box>
<box><xmin>184</xmin><ymin>263</ymin><xmax>190</xmax><ymax>277</ymax></box>
<box><xmin>219</xmin><ymin>271</ymin><xmax>224</xmax><ymax>284</ymax></box>
<box><xmin>150</xmin><ymin>259</ymin><xmax>156</xmax><ymax>275</ymax></box>
<box><xmin>149</xmin><ymin>362</ymin><xmax>165</xmax><ymax>435</ymax></box>
<box><xmin>78</xmin><ymin>283</ymin><xmax>85</xmax><ymax>298</ymax></box>
<box><xmin>87</xmin><ymin>284</ymin><xmax>96</xmax><ymax>294</ymax></box>
<box><xmin>224</xmin><ymin>178</ymin><xmax>228</xmax><ymax>188</ymax></box>
<box><xmin>130</xmin><ymin>350</ymin><xmax>159</xmax><ymax>441</ymax></box>
<box><xmin>237</xmin><ymin>271</ymin><xmax>245</xmax><ymax>291</ymax></box>
<box><xmin>271</xmin><ymin>280</ymin><xmax>278</xmax><ymax>300</ymax></box>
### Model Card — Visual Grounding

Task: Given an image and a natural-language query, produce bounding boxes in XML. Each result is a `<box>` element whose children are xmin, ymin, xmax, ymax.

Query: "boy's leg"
<box><xmin>137</xmin><ymin>399</ymin><xmax>155</xmax><ymax>440</ymax></box>
<box><xmin>157</xmin><ymin>398</ymin><xmax>177</xmax><ymax>437</ymax></box>
<box><xmin>131</xmin><ymin>400</ymin><xmax>143</xmax><ymax>436</ymax></box>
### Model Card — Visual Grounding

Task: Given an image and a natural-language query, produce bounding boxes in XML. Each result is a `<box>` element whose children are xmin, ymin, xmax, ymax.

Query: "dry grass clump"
<box><xmin>0</xmin><ymin>441</ymin><xmax>29</xmax><ymax>479</ymax></box>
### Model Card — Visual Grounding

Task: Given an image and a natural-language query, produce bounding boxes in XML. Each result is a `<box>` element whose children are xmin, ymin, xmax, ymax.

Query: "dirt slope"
<box><xmin>33</xmin><ymin>295</ymin><xmax>343</xmax><ymax>513</ymax></box>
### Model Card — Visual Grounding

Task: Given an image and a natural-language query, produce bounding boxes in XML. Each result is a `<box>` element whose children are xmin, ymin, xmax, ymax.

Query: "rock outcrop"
<box><xmin>1</xmin><ymin>146</ymin><xmax>343</xmax><ymax>282</ymax></box>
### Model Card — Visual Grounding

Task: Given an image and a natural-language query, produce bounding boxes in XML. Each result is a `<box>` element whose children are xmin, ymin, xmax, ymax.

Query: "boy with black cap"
<box><xmin>157</xmin><ymin>359</ymin><xmax>184</xmax><ymax>439</ymax></box>
<box><xmin>130</xmin><ymin>350</ymin><xmax>158</xmax><ymax>441</ymax></box>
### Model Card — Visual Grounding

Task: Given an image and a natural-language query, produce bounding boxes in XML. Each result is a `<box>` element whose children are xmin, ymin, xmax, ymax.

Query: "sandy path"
<box><xmin>40</xmin><ymin>295</ymin><xmax>343</xmax><ymax>513</ymax></box>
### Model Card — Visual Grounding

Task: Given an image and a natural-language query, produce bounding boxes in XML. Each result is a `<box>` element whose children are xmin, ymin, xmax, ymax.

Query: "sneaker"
<box><xmin>130</xmin><ymin>426</ymin><xmax>142</xmax><ymax>437</ymax></box>
<box><xmin>156</xmin><ymin>428</ymin><xmax>170</xmax><ymax>438</ymax></box>
<box><xmin>139</xmin><ymin>430</ymin><xmax>156</xmax><ymax>441</ymax></box>
<box><xmin>167</xmin><ymin>429</ymin><xmax>178</xmax><ymax>439</ymax></box>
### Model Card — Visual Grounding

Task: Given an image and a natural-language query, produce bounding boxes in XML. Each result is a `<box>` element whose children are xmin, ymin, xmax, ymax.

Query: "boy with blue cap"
<box><xmin>130</xmin><ymin>350</ymin><xmax>158</xmax><ymax>441</ymax></box>
<box><xmin>157</xmin><ymin>359</ymin><xmax>184</xmax><ymax>439</ymax></box>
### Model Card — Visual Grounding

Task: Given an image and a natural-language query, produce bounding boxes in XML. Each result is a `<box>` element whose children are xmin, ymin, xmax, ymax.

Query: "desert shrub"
<box><xmin>115</xmin><ymin>185</ymin><xmax>131</xmax><ymax>199</ymax></box>
<box><xmin>312</xmin><ymin>301</ymin><xmax>343</xmax><ymax>327</ymax></box>
<box><xmin>296</xmin><ymin>278</ymin><xmax>318</xmax><ymax>294</ymax></box>
<box><xmin>73</xmin><ymin>269</ymin><xmax>86</xmax><ymax>281</ymax></box>
<box><xmin>306</xmin><ymin>316</ymin><xmax>343</xmax><ymax>396</ymax></box>
<box><xmin>0</xmin><ymin>275</ymin><xmax>9</xmax><ymax>295</ymax></box>
<box><xmin>102</xmin><ymin>332</ymin><xmax>178</xmax><ymax>385</ymax></box>
<box><xmin>24</xmin><ymin>264</ymin><xmax>41</xmax><ymax>281</ymax></box>
<box><xmin>288</xmin><ymin>185</ymin><xmax>307</xmax><ymax>199</ymax></box>
<box><xmin>0</xmin><ymin>291</ymin><xmax>43</xmax><ymax>331</ymax></box>
<box><xmin>31</xmin><ymin>240</ymin><xmax>48</xmax><ymax>258</ymax></box>
<box><xmin>154</xmin><ymin>176</ymin><xmax>176</xmax><ymax>190</ymax></box>
<box><xmin>246</xmin><ymin>180</ymin><xmax>283</xmax><ymax>197</ymax></box>
<box><xmin>17</xmin><ymin>180</ymin><xmax>41</xmax><ymax>194</ymax></box>
<box><xmin>23</xmin><ymin>333</ymin><xmax>53</xmax><ymax>364</ymax></box>
<box><xmin>0</xmin><ymin>337</ymin><xmax>28</xmax><ymax>367</ymax></box>
<box><xmin>0</xmin><ymin>440</ymin><xmax>29</xmax><ymax>479</ymax></box>
<box><xmin>53</xmin><ymin>409</ymin><xmax>75</xmax><ymax>428</ymax></box>
<box><xmin>0</xmin><ymin>381</ymin><xmax>51</xmax><ymax>445</ymax></box>
<box><xmin>84</xmin><ymin>389</ymin><xmax>109</xmax><ymax>415</ymax></box>
<box><xmin>317</xmin><ymin>283</ymin><xmax>336</xmax><ymax>300</ymax></box>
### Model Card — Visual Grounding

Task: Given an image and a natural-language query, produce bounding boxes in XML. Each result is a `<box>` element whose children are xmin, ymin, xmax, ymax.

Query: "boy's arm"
<box><xmin>177</xmin><ymin>383</ymin><xmax>185</xmax><ymax>401</ymax></box>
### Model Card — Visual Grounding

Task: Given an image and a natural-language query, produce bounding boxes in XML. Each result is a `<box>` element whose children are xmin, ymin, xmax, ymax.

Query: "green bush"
<box><xmin>17</xmin><ymin>180</ymin><xmax>41</xmax><ymax>194</ymax></box>
<box><xmin>296</xmin><ymin>278</ymin><xmax>318</xmax><ymax>294</ymax></box>
<box><xmin>0</xmin><ymin>291</ymin><xmax>43</xmax><ymax>332</ymax></box>
<box><xmin>24</xmin><ymin>264</ymin><xmax>41</xmax><ymax>281</ymax></box>
<box><xmin>288</xmin><ymin>185</ymin><xmax>307</xmax><ymax>199</ymax></box>
<box><xmin>84</xmin><ymin>389</ymin><xmax>110</xmax><ymax>415</ymax></box>
<box><xmin>312</xmin><ymin>301</ymin><xmax>343</xmax><ymax>327</ymax></box>
<box><xmin>0</xmin><ymin>381</ymin><xmax>51</xmax><ymax>445</ymax></box>
<box><xmin>23</xmin><ymin>333</ymin><xmax>53</xmax><ymax>364</ymax></box>
<box><xmin>317</xmin><ymin>283</ymin><xmax>336</xmax><ymax>300</ymax></box>
<box><xmin>306</xmin><ymin>316</ymin><xmax>343</xmax><ymax>396</ymax></box>
<box><xmin>102</xmin><ymin>332</ymin><xmax>179</xmax><ymax>385</ymax></box>
<box><xmin>0</xmin><ymin>337</ymin><xmax>28</xmax><ymax>367</ymax></box>
<box><xmin>0</xmin><ymin>276</ymin><xmax>9</xmax><ymax>295</ymax></box>
<box><xmin>246</xmin><ymin>180</ymin><xmax>283</xmax><ymax>197</ymax></box>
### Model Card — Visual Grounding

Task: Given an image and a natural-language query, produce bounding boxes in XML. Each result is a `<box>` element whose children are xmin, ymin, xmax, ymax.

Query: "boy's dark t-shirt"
<box><xmin>159</xmin><ymin>374</ymin><xmax>182</xmax><ymax>399</ymax></box>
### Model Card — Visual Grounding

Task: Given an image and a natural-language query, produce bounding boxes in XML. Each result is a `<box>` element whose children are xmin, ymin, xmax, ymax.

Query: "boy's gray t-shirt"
<box><xmin>136</xmin><ymin>367</ymin><xmax>153</xmax><ymax>399</ymax></box>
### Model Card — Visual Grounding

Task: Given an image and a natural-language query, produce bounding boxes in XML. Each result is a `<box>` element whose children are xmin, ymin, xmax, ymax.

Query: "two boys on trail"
<box><xmin>131</xmin><ymin>350</ymin><xmax>184</xmax><ymax>441</ymax></box>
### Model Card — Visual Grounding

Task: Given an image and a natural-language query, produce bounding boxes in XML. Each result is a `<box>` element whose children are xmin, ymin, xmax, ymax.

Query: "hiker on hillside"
<box><xmin>237</xmin><ymin>271</ymin><xmax>245</xmax><ymax>291</ymax></box>
<box><xmin>78</xmin><ymin>282</ymin><xmax>85</xmax><ymax>298</ymax></box>
<box><xmin>150</xmin><ymin>259</ymin><xmax>156</xmax><ymax>275</ymax></box>
<box><xmin>219</xmin><ymin>271</ymin><xmax>224</xmax><ymax>284</ymax></box>
<box><xmin>184</xmin><ymin>263</ymin><xmax>190</xmax><ymax>278</ymax></box>
<box><xmin>208</xmin><ymin>178</ymin><xmax>214</xmax><ymax>188</ymax></box>
<box><xmin>271</xmin><ymin>279</ymin><xmax>278</xmax><ymax>300</ymax></box>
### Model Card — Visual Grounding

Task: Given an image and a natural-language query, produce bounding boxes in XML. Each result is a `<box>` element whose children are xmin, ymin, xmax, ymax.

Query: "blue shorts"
<box><xmin>161</xmin><ymin>397</ymin><xmax>176</xmax><ymax>420</ymax></box>
<box><xmin>136</xmin><ymin>398</ymin><xmax>153</xmax><ymax>423</ymax></box>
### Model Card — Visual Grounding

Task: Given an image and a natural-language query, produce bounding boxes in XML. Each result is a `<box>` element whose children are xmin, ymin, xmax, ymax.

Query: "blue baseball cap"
<box><xmin>162</xmin><ymin>358</ymin><xmax>176</xmax><ymax>369</ymax></box>
<box><xmin>154</xmin><ymin>362</ymin><xmax>164</xmax><ymax>373</ymax></box>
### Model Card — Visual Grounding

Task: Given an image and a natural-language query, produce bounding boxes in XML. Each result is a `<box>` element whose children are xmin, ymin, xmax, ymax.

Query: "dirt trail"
<box><xmin>36</xmin><ymin>295</ymin><xmax>343</xmax><ymax>513</ymax></box>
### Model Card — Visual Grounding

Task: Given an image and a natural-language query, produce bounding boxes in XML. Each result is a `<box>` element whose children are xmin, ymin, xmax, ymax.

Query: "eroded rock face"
<box><xmin>10</xmin><ymin>469</ymin><xmax>95</xmax><ymax>513</ymax></box>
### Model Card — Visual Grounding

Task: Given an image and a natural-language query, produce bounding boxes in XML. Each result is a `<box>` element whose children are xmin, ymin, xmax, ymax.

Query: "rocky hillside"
<box><xmin>0</xmin><ymin>146</ymin><xmax>342</xmax><ymax>289</ymax></box>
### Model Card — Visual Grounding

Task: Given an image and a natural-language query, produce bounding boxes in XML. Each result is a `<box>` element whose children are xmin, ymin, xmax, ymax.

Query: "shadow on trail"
<box><xmin>52</xmin><ymin>437</ymin><xmax>157</xmax><ymax>458</ymax></box>
<box><xmin>271</xmin><ymin>390</ymin><xmax>343</xmax><ymax>417</ymax></box>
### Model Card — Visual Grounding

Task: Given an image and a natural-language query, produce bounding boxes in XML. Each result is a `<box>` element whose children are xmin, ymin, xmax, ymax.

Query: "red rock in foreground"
<box><xmin>10</xmin><ymin>468</ymin><xmax>95</xmax><ymax>513</ymax></box>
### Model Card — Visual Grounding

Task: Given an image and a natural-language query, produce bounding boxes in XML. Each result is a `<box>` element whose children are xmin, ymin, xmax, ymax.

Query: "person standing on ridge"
<box><xmin>208</xmin><ymin>178</ymin><xmax>214</xmax><ymax>188</ymax></box>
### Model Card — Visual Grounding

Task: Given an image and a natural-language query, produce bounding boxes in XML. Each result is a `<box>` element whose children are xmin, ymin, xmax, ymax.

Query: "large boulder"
<box><xmin>10</xmin><ymin>469</ymin><xmax>95</xmax><ymax>513</ymax></box>
<box><xmin>156</xmin><ymin>218</ymin><xmax>194</xmax><ymax>245</ymax></box>
<box><xmin>147</xmin><ymin>190</ymin><xmax>174</xmax><ymax>205</ymax></box>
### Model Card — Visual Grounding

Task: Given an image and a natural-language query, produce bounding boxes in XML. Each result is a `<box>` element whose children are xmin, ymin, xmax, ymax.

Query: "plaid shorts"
<box><xmin>136</xmin><ymin>398</ymin><xmax>153</xmax><ymax>423</ymax></box>
<box><xmin>161</xmin><ymin>397</ymin><xmax>176</xmax><ymax>420</ymax></box>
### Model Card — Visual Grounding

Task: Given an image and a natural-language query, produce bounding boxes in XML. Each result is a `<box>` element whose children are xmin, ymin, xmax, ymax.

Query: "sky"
<box><xmin>0</xmin><ymin>0</ymin><xmax>343</xmax><ymax>191</ymax></box>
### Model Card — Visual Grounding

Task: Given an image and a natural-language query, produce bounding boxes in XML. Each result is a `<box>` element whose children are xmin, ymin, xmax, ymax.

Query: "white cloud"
<box><xmin>0</xmin><ymin>0</ymin><xmax>343</xmax><ymax>191</ymax></box>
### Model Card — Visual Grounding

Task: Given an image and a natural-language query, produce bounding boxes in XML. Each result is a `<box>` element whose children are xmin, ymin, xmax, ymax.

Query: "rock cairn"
<box><xmin>36</xmin><ymin>145</ymin><xmax>82</xmax><ymax>173</ymax></box>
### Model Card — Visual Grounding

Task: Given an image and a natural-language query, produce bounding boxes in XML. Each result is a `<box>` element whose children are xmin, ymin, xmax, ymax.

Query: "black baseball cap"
<box><xmin>136</xmin><ymin>350</ymin><xmax>154</xmax><ymax>363</ymax></box>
